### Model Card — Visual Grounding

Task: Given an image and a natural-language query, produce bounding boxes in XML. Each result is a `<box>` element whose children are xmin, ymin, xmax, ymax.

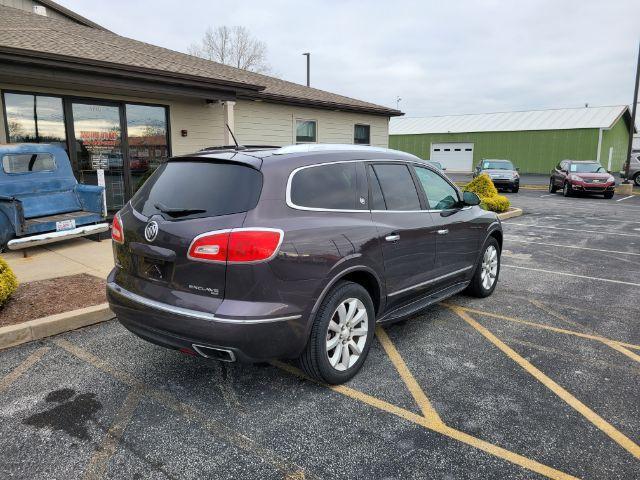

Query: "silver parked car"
<box><xmin>621</xmin><ymin>152</ymin><xmax>640</xmax><ymax>186</ymax></box>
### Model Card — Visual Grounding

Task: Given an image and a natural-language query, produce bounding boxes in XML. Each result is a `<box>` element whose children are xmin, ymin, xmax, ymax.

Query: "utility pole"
<box><xmin>302</xmin><ymin>52</ymin><xmax>310</xmax><ymax>87</ymax></box>
<box><xmin>396</xmin><ymin>96</ymin><xmax>402</xmax><ymax>110</ymax></box>
<box><xmin>623</xmin><ymin>41</ymin><xmax>639</xmax><ymax>183</ymax></box>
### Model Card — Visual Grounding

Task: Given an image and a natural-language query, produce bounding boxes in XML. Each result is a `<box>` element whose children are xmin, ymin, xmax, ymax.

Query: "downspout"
<box><xmin>596</xmin><ymin>128</ymin><xmax>603</xmax><ymax>165</ymax></box>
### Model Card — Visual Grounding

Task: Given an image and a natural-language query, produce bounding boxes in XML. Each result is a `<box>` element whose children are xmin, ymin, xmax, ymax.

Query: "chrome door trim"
<box><xmin>387</xmin><ymin>265</ymin><xmax>473</xmax><ymax>297</ymax></box>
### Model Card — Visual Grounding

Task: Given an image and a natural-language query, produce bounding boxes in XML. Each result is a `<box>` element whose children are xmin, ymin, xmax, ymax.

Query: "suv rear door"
<box><xmin>113</xmin><ymin>158</ymin><xmax>262</xmax><ymax>309</ymax></box>
<box><xmin>367</xmin><ymin>162</ymin><xmax>436</xmax><ymax>307</ymax></box>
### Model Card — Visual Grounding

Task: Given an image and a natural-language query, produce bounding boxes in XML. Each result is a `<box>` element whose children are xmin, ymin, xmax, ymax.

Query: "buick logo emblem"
<box><xmin>144</xmin><ymin>221</ymin><xmax>159</xmax><ymax>242</ymax></box>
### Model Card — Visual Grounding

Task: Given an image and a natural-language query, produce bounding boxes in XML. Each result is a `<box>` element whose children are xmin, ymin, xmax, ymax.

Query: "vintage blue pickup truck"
<box><xmin>0</xmin><ymin>144</ymin><xmax>109</xmax><ymax>251</ymax></box>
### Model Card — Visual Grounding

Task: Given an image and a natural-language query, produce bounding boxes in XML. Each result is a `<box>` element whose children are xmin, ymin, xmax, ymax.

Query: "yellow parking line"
<box><xmin>83</xmin><ymin>388</ymin><xmax>143</xmax><ymax>480</ymax></box>
<box><xmin>0</xmin><ymin>347</ymin><xmax>49</xmax><ymax>393</ymax></box>
<box><xmin>527</xmin><ymin>299</ymin><xmax>594</xmax><ymax>333</ymax></box>
<box><xmin>273</xmin><ymin>361</ymin><xmax>577</xmax><ymax>480</ymax></box>
<box><xmin>375</xmin><ymin>326</ymin><xmax>444</xmax><ymax>427</ymax></box>
<box><xmin>602</xmin><ymin>340</ymin><xmax>640</xmax><ymax>364</ymax></box>
<box><xmin>450</xmin><ymin>306</ymin><xmax>640</xmax><ymax>460</ymax></box>
<box><xmin>442</xmin><ymin>303</ymin><xmax>640</xmax><ymax>351</ymax></box>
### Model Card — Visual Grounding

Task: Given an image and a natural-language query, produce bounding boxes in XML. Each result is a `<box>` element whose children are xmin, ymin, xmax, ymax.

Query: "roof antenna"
<box><xmin>226</xmin><ymin>124</ymin><xmax>245</xmax><ymax>150</ymax></box>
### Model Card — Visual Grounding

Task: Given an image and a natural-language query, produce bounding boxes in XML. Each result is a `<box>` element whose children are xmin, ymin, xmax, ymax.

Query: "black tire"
<box><xmin>562</xmin><ymin>182</ymin><xmax>572</xmax><ymax>197</ymax></box>
<box><xmin>549</xmin><ymin>179</ymin><xmax>557</xmax><ymax>193</ymax></box>
<box><xmin>633</xmin><ymin>173</ymin><xmax>640</xmax><ymax>187</ymax></box>
<box><xmin>512</xmin><ymin>185</ymin><xmax>519</xmax><ymax>193</ymax></box>
<box><xmin>299</xmin><ymin>281</ymin><xmax>375</xmax><ymax>384</ymax></box>
<box><xmin>604</xmin><ymin>192</ymin><xmax>614</xmax><ymax>199</ymax></box>
<box><xmin>465</xmin><ymin>237</ymin><xmax>501</xmax><ymax>298</ymax></box>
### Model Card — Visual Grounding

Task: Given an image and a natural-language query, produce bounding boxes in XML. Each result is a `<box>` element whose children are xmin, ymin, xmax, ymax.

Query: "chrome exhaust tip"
<box><xmin>191</xmin><ymin>344</ymin><xmax>236</xmax><ymax>362</ymax></box>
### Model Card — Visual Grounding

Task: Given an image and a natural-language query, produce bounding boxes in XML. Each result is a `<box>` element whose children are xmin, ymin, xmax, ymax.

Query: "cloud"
<box><xmin>62</xmin><ymin>0</ymin><xmax>640</xmax><ymax>117</ymax></box>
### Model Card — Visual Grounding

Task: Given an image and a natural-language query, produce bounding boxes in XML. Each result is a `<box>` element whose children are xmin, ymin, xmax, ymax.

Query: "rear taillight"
<box><xmin>187</xmin><ymin>228</ymin><xmax>283</xmax><ymax>263</ymax></box>
<box><xmin>112</xmin><ymin>213</ymin><xmax>124</xmax><ymax>244</ymax></box>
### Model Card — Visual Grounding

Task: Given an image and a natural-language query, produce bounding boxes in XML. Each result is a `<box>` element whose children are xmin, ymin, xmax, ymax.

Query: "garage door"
<box><xmin>430</xmin><ymin>143</ymin><xmax>474</xmax><ymax>172</ymax></box>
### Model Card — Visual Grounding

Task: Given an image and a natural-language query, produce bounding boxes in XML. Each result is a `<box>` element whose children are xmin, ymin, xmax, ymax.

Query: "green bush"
<box><xmin>464</xmin><ymin>173</ymin><xmax>510</xmax><ymax>213</ymax></box>
<box><xmin>0</xmin><ymin>257</ymin><xmax>18</xmax><ymax>305</ymax></box>
<box><xmin>481</xmin><ymin>195</ymin><xmax>510</xmax><ymax>213</ymax></box>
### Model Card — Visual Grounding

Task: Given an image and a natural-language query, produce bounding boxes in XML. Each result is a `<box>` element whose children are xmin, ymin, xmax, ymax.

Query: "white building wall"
<box><xmin>234</xmin><ymin>100</ymin><xmax>389</xmax><ymax>147</ymax></box>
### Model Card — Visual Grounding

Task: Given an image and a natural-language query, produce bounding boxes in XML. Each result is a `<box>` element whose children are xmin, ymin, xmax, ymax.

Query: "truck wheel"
<box><xmin>299</xmin><ymin>281</ymin><xmax>375</xmax><ymax>385</ymax></box>
<box><xmin>634</xmin><ymin>173</ymin><xmax>640</xmax><ymax>187</ymax></box>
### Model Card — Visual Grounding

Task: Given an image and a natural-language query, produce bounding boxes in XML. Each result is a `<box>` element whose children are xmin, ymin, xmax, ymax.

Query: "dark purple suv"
<box><xmin>107</xmin><ymin>145</ymin><xmax>502</xmax><ymax>384</ymax></box>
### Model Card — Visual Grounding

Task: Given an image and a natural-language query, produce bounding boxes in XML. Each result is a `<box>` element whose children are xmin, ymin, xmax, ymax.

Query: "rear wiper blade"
<box><xmin>154</xmin><ymin>202</ymin><xmax>206</xmax><ymax>216</ymax></box>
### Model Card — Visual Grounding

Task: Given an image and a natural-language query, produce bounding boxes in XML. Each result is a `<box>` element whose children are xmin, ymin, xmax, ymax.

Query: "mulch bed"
<box><xmin>0</xmin><ymin>274</ymin><xmax>106</xmax><ymax>327</ymax></box>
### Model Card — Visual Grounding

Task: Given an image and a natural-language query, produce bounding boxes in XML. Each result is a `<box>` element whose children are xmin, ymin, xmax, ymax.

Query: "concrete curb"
<box><xmin>497</xmin><ymin>207</ymin><xmax>523</xmax><ymax>220</ymax></box>
<box><xmin>0</xmin><ymin>303</ymin><xmax>114</xmax><ymax>350</ymax></box>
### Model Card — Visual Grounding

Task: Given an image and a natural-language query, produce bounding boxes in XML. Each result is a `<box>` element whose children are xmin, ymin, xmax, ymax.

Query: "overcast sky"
<box><xmin>62</xmin><ymin>0</ymin><xmax>639</xmax><ymax>118</ymax></box>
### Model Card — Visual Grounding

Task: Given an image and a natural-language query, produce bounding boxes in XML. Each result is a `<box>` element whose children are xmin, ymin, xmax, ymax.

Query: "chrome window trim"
<box><xmin>286</xmin><ymin>158</ymin><xmax>466</xmax><ymax>214</ymax></box>
<box><xmin>107</xmin><ymin>282</ymin><xmax>300</xmax><ymax>323</ymax></box>
<box><xmin>388</xmin><ymin>265</ymin><xmax>473</xmax><ymax>297</ymax></box>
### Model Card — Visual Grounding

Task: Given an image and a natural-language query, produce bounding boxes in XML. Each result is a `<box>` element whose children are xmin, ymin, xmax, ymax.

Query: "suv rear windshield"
<box><xmin>131</xmin><ymin>161</ymin><xmax>262</xmax><ymax>219</ymax></box>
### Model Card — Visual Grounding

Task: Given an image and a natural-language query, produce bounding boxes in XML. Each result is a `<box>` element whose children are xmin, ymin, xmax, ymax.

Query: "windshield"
<box><xmin>569</xmin><ymin>163</ymin><xmax>606</xmax><ymax>173</ymax></box>
<box><xmin>130</xmin><ymin>161</ymin><xmax>262</xmax><ymax>220</ymax></box>
<box><xmin>482</xmin><ymin>160</ymin><xmax>514</xmax><ymax>170</ymax></box>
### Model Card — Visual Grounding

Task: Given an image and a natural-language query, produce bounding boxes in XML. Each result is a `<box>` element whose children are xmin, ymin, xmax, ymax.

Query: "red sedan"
<box><xmin>549</xmin><ymin>160</ymin><xmax>616</xmax><ymax>199</ymax></box>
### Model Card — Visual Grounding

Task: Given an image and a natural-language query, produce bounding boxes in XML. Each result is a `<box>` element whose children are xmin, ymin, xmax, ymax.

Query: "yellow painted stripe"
<box><xmin>272</xmin><ymin>361</ymin><xmax>577</xmax><ymax>480</ymax></box>
<box><xmin>84</xmin><ymin>388</ymin><xmax>143</xmax><ymax>480</ymax></box>
<box><xmin>602</xmin><ymin>340</ymin><xmax>640</xmax><ymax>364</ymax></box>
<box><xmin>450</xmin><ymin>306</ymin><xmax>640</xmax><ymax>460</ymax></box>
<box><xmin>0</xmin><ymin>347</ymin><xmax>49</xmax><ymax>393</ymax></box>
<box><xmin>442</xmin><ymin>303</ymin><xmax>640</xmax><ymax>351</ymax></box>
<box><xmin>375</xmin><ymin>326</ymin><xmax>444</xmax><ymax>427</ymax></box>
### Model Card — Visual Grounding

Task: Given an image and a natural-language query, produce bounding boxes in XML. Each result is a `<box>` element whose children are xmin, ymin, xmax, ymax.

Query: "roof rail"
<box><xmin>199</xmin><ymin>145</ymin><xmax>281</xmax><ymax>152</ymax></box>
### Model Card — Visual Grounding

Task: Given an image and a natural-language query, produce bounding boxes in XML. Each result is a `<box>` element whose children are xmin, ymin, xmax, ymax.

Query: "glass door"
<box><xmin>70</xmin><ymin>102</ymin><xmax>125</xmax><ymax>213</ymax></box>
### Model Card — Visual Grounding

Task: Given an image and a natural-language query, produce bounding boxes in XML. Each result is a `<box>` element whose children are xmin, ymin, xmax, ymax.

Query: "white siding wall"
<box><xmin>234</xmin><ymin>100</ymin><xmax>389</xmax><ymax>147</ymax></box>
<box><xmin>0</xmin><ymin>85</ymin><xmax>389</xmax><ymax>150</ymax></box>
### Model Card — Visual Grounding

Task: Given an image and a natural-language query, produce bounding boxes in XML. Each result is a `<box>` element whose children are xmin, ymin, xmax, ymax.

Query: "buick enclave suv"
<box><xmin>107</xmin><ymin>144</ymin><xmax>503</xmax><ymax>384</ymax></box>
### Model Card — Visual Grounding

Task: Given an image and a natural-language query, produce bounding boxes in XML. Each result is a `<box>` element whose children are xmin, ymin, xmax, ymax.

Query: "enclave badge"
<box><xmin>144</xmin><ymin>221</ymin><xmax>159</xmax><ymax>242</ymax></box>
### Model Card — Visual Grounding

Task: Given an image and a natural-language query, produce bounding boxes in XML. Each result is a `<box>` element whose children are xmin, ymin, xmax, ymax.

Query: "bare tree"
<box><xmin>188</xmin><ymin>26</ymin><xmax>271</xmax><ymax>74</ymax></box>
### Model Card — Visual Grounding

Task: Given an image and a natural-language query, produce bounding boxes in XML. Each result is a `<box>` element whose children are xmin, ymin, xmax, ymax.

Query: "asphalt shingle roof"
<box><xmin>0</xmin><ymin>6</ymin><xmax>401</xmax><ymax>116</ymax></box>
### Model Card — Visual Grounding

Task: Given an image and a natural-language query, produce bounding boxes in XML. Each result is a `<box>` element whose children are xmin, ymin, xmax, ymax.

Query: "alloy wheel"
<box><xmin>480</xmin><ymin>245</ymin><xmax>498</xmax><ymax>290</ymax></box>
<box><xmin>325</xmin><ymin>298</ymin><xmax>368</xmax><ymax>371</ymax></box>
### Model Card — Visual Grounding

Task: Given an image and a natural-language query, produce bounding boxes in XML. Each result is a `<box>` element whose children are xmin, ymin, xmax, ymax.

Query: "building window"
<box><xmin>354</xmin><ymin>124</ymin><xmax>370</xmax><ymax>145</ymax></box>
<box><xmin>296</xmin><ymin>119</ymin><xmax>317</xmax><ymax>143</ymax></box>
<box><xmin>3</xmin><ymin>92</ymin><xmax>67</xmax><ymax>149</ymax></box>
<box><xmin>126</xmin><ymin>104</ymin><xmax>170</xmax><ymax>192</ymax></box>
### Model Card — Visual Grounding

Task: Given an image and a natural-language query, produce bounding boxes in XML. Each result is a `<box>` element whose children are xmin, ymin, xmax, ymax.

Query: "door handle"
<box><xmin>437</xmin><ymin>229</ymin><xmax>449</xmax><ymax>235</ymax></box>
<box><xmin>385</xmin><ymin>234</ymin><xmax>400</xmax><ymax>242</ymax></box>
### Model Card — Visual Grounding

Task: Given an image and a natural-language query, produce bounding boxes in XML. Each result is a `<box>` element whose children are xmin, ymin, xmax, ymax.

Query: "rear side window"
<box><xmin>290</xmin><ymin>162</ymin><xmax>358</xmax><ymax>210</ymax></box>
<box><xmin>371</xmin><ymin>164</ymin><xmax>421</xmax><ymax>210</ymax></box>
<box><xmin>131</xmin><ymin>161</ymin><xmax>262</xmax><ymax>219</ymax></box>
<box><xmin>2</xmin><ymin>153</ymin><xmax>56</xmax><ymax>174</ymax></box>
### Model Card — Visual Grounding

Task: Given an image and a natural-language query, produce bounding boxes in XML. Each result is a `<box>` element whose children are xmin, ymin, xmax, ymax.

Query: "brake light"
<box><xmin>188</xmin><ymin>228</ymin><xmax>283</xmax><ymax>263</ymax></box>
<box><xmin>112</xmin><ymin>213</ymin><xmax>124</xmax><ymax>244</ymax></box>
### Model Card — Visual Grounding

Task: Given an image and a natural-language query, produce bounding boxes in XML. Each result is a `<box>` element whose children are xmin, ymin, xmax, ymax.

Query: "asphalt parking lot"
<box><xmin>1</xmin><ymin>189</ymin><xmax>639</xmax><ymax>479</ymax></box>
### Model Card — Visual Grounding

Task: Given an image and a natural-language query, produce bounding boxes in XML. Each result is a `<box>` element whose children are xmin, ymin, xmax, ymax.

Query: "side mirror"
<box><xmin>516</xmin><ymin>167</ymin><xmax>520</xmax><ymax>172</ymax></box>
<box><xmin>462</xmin><ymin>191</ymin><xmax>481</xmax><ymax>206</ymax></box>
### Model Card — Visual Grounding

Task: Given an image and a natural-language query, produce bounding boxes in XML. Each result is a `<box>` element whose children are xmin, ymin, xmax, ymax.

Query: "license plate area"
<box><xmin>56</xmin><ymin>219</ymin><xmax>76</xmax><ymax>231</ymax></box>
<box><xmin>136</xmin><ymin>255</ymin><xmax>172</xmax><ymax>283</ymax></box>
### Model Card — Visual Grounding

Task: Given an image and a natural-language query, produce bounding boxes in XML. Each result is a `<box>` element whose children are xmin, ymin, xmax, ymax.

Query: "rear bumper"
<box><xmin>106</xmin><ymin>278</ymin><xmax>310</xmax><ymax>362</ymax></box>
<box><xmin>7</xmin><ymin>223</ymin><xmax>109</xmax><ymax>250</ymax></box>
